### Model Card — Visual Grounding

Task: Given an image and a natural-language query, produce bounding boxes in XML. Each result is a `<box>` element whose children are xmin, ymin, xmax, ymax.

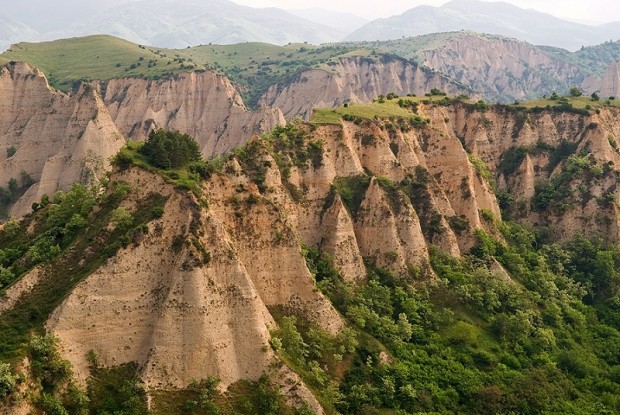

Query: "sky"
<box><xmin>231</xmin><ymin>0</ymin><xmax>620</xmax><ymax>24</ymax></box>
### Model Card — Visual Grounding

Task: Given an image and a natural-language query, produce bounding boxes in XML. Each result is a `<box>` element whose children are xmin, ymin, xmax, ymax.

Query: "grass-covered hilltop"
<box><xmin>2</xmin><ymin>32</ymin><xmax>620</xmax><ymax>106</ymax></box>
<box><xmin>1</xmin><ymin>93</ymin><xmax>620</xmax><ymax>414</ymax></box>
<box><xmin>0</xmin><ymin>35</ymin><xmax>364</xmax><ymax>107</ymax></box>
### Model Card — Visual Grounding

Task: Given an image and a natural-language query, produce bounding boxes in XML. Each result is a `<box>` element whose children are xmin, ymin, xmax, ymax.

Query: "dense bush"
<box><xmin>139</xmin><ymin>129</ymin><xmax>201</xmax><ymax>169</ymax></box>
<box><xmin>329</xmin><ymin>175</ymin><xmax>371</xmax><ymax>215</ymax></box>
<box><xmin>569</xmin><ymin>87</ymin><xmax>583</xmax><ymax>97</ymax></box>
<box><xmin>533</xmin><ymin>153</ymin><xmax>602</xmax><ymax>213</ymax></box>
<box><xmin>5</xmin><ymin>146</ymin><xmax>16</xmax><ymax>159</ymax></box>
<box><xmin>0</xmin><ymin>171</ymin><xmax>35</xmax><ymax>219</ymax></box>
<box><xmin>0</xmin><ymin>363</ymin><xmax>16</xmax><ymax>399</ymax></box>
<box><xmin>29</xmin><ymin>335</ymin><xmax>73</xmax><ymax>392</ymax></box>
<box><xmin>87</xmin><ymin>361</ymin><xmax>148</xmax><ymax>415</ymax></box>
<box><xmin>0</xmin><ymin>184</ymin><xmax>97</xmax><ymax>291</ymax></box>
<box><xmin>289</xmin><ymin>219</ymin><xmax>620</xmax><ymax>414</ymax></box>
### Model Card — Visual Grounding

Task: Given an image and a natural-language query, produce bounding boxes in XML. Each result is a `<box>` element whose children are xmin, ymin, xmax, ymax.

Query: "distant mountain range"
<box><xmin>0</xmin><ymin>0</ymin><xmax>619</xmax><ymax>52</ymax></box>
<box><xmin>0</xmin><ymin>16</ymin><xmax>39</xmax><ymax>49</ymax></box>
<box><xmin>0</xmin><ymin>0</ymin><xmax>351</xmax><ymax>50</ymax></box>
<box><xmin>286</xmin><ymin>8</ymin><xmax>369</xmax><ymax>36</ymax></box>
<box><xmin>346</xmin><ymin>0</ymin><xmax>620</xmax><ymax>51</ymax></box>
<box><xmin>63</xmin><ymin>0</ymin><xmax>349</xmax><ymax>48</ymax></box>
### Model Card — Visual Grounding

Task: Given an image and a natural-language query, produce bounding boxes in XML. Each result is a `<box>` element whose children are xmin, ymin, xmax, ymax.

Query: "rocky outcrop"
<box><xmin>355</xmin><ymin>178</ymin><xmax>429</xmax><ymax>274</ymax></box>
<box><xmin>47</xmin><ymin>169</ymin><xmax>278</xmax><ymax>389</ymax></box>
<box><xmin>586</xmin><ymin>62</ymin><xmax>620</xmax><ymax>98</ymax></box>
<box><xmin>43</xmin><ymin>111</ymin><xmax>510</xmax><ymax>391</ymax></box>
<box><xmin>320</xmin><ymin>195</ymin><xmax>366</xmax><ymax>283</ymax></box>
<box><xmin>98</xmin><ymin>71</ymin><xmax>285</xmax><ymax>156</ymax></box>
<box><xmin>418</xmin><ymin>34</ymin><xmax>585</xmax><ymax>102</ymax></box>
<box><xmin>0</xmin><ymin>62</ymin><xmax>288</xmax><ymax>218</ymax></box>
<box><xmin>0</xmin><ymin>62</ymin><xmax>124</xmax><ymax>218</ymax></box>
<box><xmin>442</xmin><ymin>103</ymin><xmax>620</xmax><ymax>243</ymax></box>
<box><xmin>260</xmin><ymin>56</ymin><xmax>469</xmax><ymax>119</ymax></box>
<box><xmin>3</xmin><ymin>100</ymin><xmax>620</xmax><ymax>414</ymax></box>
<box><xmin>46</xmin><ymin>166</ymin><xmax>343</xmax><ymax>390</ymax></box>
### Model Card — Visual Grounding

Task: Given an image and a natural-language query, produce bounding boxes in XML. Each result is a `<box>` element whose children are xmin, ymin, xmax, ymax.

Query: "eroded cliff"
<box><xmin>588</xmin><ymin>62</ymin><xmax>620</xmax><ymax>99</ymax></box>
<box><xmin>442</xmin><ymin>103</ymin><xmax>620</xmax><ymax>243</ymax></box>
<box><xmin>2</xmin><ymin>99</ymin><xmax>620</xmax><ymax>413</ymax></box>
<box><xmin>0</xmin><ymin>62</ymin><xmax>124</xmax><ymax>218</ymax></box>
<box><xmin>260</xmin><ymin>56</ymin><xmax>469</xmax><ymax>119</ymax></box>
<box><xmin>42</xmin><ymin>109</ymin><xmax>521</xmax><ymax>390</ymax></box>
<box><xmin>418</xmin><ymin>34</ymin><xmax>585</xmax><ymax>101</ymax></box>
<box><xmin>0</xmin><ymin>62</ymin><xmax>288</xmax><ymax>218</ymax></box>
<box><xmin>98</xmin><ymin>71</ymin><xmax>285</xmax><ymax>156</ymax></box>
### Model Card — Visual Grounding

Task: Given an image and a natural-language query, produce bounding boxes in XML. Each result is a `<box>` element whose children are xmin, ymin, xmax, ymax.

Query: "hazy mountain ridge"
<box><xmin>0</xmin><ymin>0</ymin><xmax>344</xmax><ymax>51</ymax></box>
<box><xmin>0</xmin><ymin>16</ymin><xmax>39</xmax><ymax>51</ymax></box>
<box><xmin>68</xmin><ymin>0</ymin><xmax>344</xmax><ymax>48</ymax></box>
<box><xmin>2</xmin><ymin>0</ymin><xmax>620</xmax><ymax>52</ymax></box>
<box><xmin>346</xmin><ymin>0</ymin><xmax>619</xmax><ymax>51</ymax></box>
<box><xmin>541</xmin><ymin>40</ymin><xmax>620</xmax><ymax>76</ymax></box>
<box><xmin>286</xmin><ymin>8</ymin><xmax>369</xmax><ymax>36</ymax></box>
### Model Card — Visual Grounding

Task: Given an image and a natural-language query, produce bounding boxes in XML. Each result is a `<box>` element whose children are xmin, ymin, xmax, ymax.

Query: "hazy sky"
<box><xmin>231</xmin><ymin>0</ymin><xmax>619</xmax><ymax>24</ymax></box>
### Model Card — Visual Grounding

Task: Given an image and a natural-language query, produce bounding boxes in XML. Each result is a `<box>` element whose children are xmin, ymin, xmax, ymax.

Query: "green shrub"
<box><xmin>468</xmin><ymin>153</ymin><xmax>495</xmax><ymax>189</ymax></box>
<box><xmin>46</xmin><ymin>184</ymin><xmax>96</xmax><ymax>230</ymax></box>
<box><xmin>0</xmin><ymin>172</ymin><xmax>36</xmax><ymax>219</ymax></box>
<box><xmin>0</xmin><ymin>363</ymin><xmax>16</xmax><ymax>399</ymax></box>
<box><xmin>29</xmin><ymin>335</ymin><xmax>72</xmax><ymax>392</ymax></box>
<box><xmin>330</xmin><ymin>175</ymin><xmax>371</xmax><ymax>215</ymax></box>
<box><xmin>499</xmin><ymin>146</ymin><xmax>529</xmax><ymax>176</ymax></box>
<box><xmin>110</xmin><ymin>207</ymin><xmax>134</xmax><ymax>231</ymax></box>
<box><xmin>409</xmin><ymin>115</ymin><xmax>429</xmax><ymax>129</ymax></box>
<box><xmin>446</xmin><ymin>321</ymin><xmax>478</xmax><ymax>346</ymax></box>
<box><xmin>112</xmin><ymin>148</ymin><xmax>136</xmax><ymax>170</ymax></box>
<box><xmin>87</xmin><ymin>362</ymin><xmax>148</xmax><ymax>415</ymax></box>
<box><xmin>6</xmin><ymin>146</ymin><xmax>16</xmax><ymax>159</ymax></box>
<box><xmin>38</xmin><ymin>393</ymin><xmax>69</xmax><ymax>415</ymax></box>
<box><xmin>150</xmin><ymin>205</ymin><xmax>165</xmax><ymax>219</ymax></box>
<box><xmin>474</xmin><ymin>100</ymin><xmax>489</xmax><ymax>111</ymax></box>
<box><xmin>139</xmin><ymin>129</ymin><xmax>201</xmax><ymax>169</ymax></box>
<box><xmin>569</xmin><ymin>87</ymin><xmax>583</xmax><ymax>97</ymax></box>
<box><xmin>548</xmin><ymin>140</ymin><xmax>578</xmax><ymax>171</ymax></box>
<box><xmin>471</xmin><ymin>229</ymin><xmax>498</xmax><ymax>258</ymax></box>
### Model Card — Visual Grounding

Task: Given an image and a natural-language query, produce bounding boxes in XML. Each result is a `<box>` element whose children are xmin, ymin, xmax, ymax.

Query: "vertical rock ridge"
<box><xmin>0</xmin><ymin>62</ymin><xmax>124</xmax><ymax>217</ymax></box>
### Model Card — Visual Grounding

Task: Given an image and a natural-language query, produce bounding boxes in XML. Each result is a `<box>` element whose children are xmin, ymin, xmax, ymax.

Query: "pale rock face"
<box><xmin>48</xmin><ymin>169</ymin><xmax>276</xmax><ymax>389</ymax></box>
<box><xmin>0</xmin><ymin>62</ymin><xmax>124</xmax><ymax>217</ymax></box>
<box><xmin>295</xmin><ymin>121</ymin><xmax>469</xmax><ymax>269</ymax></box>
<box><xmin>594</xmin><ymin>62</ymin><xmax>620</xmax><ymax>99</ymax></box>
<box><xmin>419</xmin><ymin>35</ymin><xmax>584</xmax><ymax>101</ymax></box>
<box><xmin>450</xmin><ymin>104</ymin><xmax>620</xmax><ymax>243</ymax></box>
<box><xmin>355</xmin><ymin>178</ymin><xmax>429</xmax><ymax>274</ymax></box>
<box><xmin>204</xmin><ymin>172</ymin><xmax>345</xmax><ymax>335</ymax></box>
<box><xmin>509</xmin><ymin>154</ymin><xmax>536</xmax><ymax>202</ymax></box>
<box><xmin>0</xmin><ymin>62</ymin><xmax>287</xmax><ymax>217</ymax></box>
<box><xmin>260</xmin><ymin>57</ymin><xmax>467</xmax><ymax>119</ymax></box>
<box><xmin>320</xmin><ymin>194</ymin><xmax>366</xmax><ymax>282</ymax></box>
<box><xmin>99</xmin><ymin>72</ymin><xmax>285</xmax><ymax>157</ymax></box>
<box><xmin>301</xmin><ymin>121</ymin><xmax>473</xmax><ymax>263</ymax></box>
<box><xmin>409</xmin><ymin>105</ymin><xmax>500</xmax><ymax>250</ymax></box>
<box><xmin>10</xmin><ymin>102</ymin><xmax>620</xmax><ymax>413</ymax></box>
